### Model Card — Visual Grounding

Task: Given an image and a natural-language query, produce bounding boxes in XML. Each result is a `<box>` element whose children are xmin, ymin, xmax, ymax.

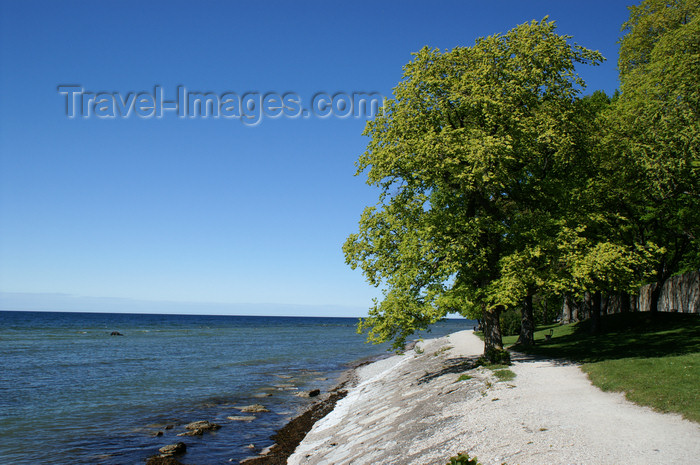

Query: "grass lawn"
<box><xmin>503</xmin><ymin>313</ymin><xmax>700</xmax><ymax>423</ymax></box>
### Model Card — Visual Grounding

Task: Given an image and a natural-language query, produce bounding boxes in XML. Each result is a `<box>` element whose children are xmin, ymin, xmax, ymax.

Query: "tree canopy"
<box><xmin>609</xmin><ymin>0</ymin><xmax>700</xmax><ymax>309</ymax></box>
<box><xmin>344</xmin><ymin>19</ymin><xmax>603</xmax><ymax>354</ymax></box>
<box><xmin>346</xmin><ymin>1</ymin><xmax>700</xmax><ymax>356</ymax></box>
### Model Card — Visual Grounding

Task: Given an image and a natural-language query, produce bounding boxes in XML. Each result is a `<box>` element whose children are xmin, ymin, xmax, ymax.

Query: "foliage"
<box><xmin>346</xmin><ymin>0</ymin><xmax>699</xmax><ymax>354</ymax></box>
<box><xmin>345</xmin><ymin>18</ymin><xmax>603</xmax><ymax>352</ymax></box>
<box><xmin>533</xmin><ymin>293</ymin><xmax>561</xmax><ymax>325</ymax></box>
<box><xmin>607</xmin><ymin>0</ymin><xmax>700</xmax><ymax>292</ymax></box>
<box><xmin>481</xmin><ymin>363</ymin><xmax>510</xmax><ymax>370</ymax></box>
<box><xmin>499</xmin><ymin>309</ymin><xmax>521</xmax><ymax>336</ymax></box>
<box><xmin>481</xmin><ymin>348</ymin><xmax>511</xmax><ymax>365</ymax></box>
<box><xmin>446</xmin><ymin>452</ymin><xmax>482</xmax><ymax>465</ymax></box>
<box><xmin>457</xmin><ymin>374</ymin><xmax>473</xmax><ymax>381</ymax></box>
<box><xmin>493</xmin><ymin>369</ymin><xmax>517</xmax><ymax>382</ymax></box>
<box><xmin>557</xmin><ymin>224</ymin><xmax>660</xmax><ymax>296</ymax></box>
<box><xmin>543</xmin><ymin>88</ymin><xmax>663</xmax><ymax>308</ymax></box>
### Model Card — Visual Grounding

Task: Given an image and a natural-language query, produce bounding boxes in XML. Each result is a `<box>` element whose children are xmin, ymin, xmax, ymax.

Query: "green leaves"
<box><xmin>346</xmin><ymin>2</ymin><xmax>700</xmax><ymax>351</ymax></box>
<box><xmin>618</xmin><ymin>0</ymin><xmax>700</xmax><ymax>78</ymax></box>
<box><xmin>345</xmin><ymin>18</ymin><xmax>606</xmax><ymax>349</ymax></box>
<box><xmin>611</xmin><ymin>0</ymin><xmax>700</xmax><ymax>282</ymax></box>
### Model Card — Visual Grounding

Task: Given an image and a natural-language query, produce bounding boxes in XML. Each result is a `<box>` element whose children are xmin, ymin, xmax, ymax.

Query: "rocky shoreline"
<box><xmin>144</xmin><ymin>354</ymin><xmax>387</xmax><ymax>465</ymax></box>
<box><xmin>143</xmin><ymin>392</ymin><xmax>349</xmax><ymax>465</ymax></box>
<box><xmin>239</xmin><ymin>389</ymin><xmax>348</xmax><ymax>464</ymax></box>
<box><xmin>237</xmin><ymin>356</ymin><xmax>386</xmax><ymax>464</ymax></box>
<box><xmin>147</xmin><ymin>329</ymin><xmax>700</xmax><ymax>464</ymax></box>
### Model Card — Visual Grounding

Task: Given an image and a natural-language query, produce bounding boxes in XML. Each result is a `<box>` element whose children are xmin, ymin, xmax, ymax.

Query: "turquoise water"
<box><xmin>0</xmin><ymin>311</ymin><xmax>471</xmax><ymax>464</ymax></box>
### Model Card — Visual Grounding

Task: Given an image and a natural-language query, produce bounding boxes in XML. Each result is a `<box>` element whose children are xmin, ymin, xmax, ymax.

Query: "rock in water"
<box><xmin>236</xmin><ymin>404</ymin><xmax>270</xmax><ymax>413</ymax></box>
<box><xmin>295</xmin><ymin>389</ymin><xmax>321</xmax><ymax>398</ymax></box>
<box><xmin>110</xmin><ymin>331</ymin><xmax>124</xmax><ymax>336</ymax></box>
<box><xmin>178</xmin><ymin>420</ymin><xmax>221</xmax><ymax>436</ymax></box>
<box><xmin>158</xmin><ymin>442</ymin><xmax>186</xmax><ymax>456</ymax></box>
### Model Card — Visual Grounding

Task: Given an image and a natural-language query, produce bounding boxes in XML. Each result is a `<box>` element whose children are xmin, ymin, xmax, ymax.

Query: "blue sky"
<box><xmin>0</xmin><ymin>0</ymin><xmax>632</xmax><ymax>316</ymax></box>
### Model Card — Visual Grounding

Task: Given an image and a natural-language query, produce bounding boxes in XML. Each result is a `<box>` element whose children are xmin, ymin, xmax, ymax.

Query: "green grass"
<box><xmin>582</xmin><ymin>353</ymin><xmax>700</xmax><ymax>420</ymax></box>
<box><xmin>492</xmin><ymin>369</ymin><xmax>516</xmax><ymax>381</ymax></box>
<box><xmin>482</xmin><ymin>363</ymin><xmax>510</xmax><ymax>370</ymax></box>
<box><xmin>446</xmin><ymin>452</ymin><xmax>483</xmax><ymax>465</ymax></box>
<box><xmin>506</xmin><ymin>313</ymin><xmax>700</xmax><ymax>423</ymax></box>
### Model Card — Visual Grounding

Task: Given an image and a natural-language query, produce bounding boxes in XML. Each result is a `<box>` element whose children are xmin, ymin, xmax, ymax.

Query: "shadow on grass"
<box><xmin>511</xmin><ymin>313</ymin><xmax>700</xmax><ymax>364</ymax></box>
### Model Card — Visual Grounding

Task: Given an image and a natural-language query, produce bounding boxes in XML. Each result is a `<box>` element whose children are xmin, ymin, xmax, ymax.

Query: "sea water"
<box><xmin>0</xmin><ymin>311</ymin><xmax>471</xmax><ymax>464</ymax></box>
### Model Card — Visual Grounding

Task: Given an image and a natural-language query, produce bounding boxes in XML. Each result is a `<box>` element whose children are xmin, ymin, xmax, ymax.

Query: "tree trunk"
<box><xmin>482</xmin><ymin>305</ymin><xmax>503</xmax><ymax>353</ymax></box>
<box><xmin>582</xmin><ymin>291</ymin><xmax>592</xmax><ymax>320</ymax></box>
<box><xmin>571</xmin><ymin>295</ymin><xmax>579</xmax><ymax>322</ymax></box>
<box><xmin>630</xmin><ymin>293</ymin><xmax>638</xmax><ymax>312</ymax></box>
<box><xmin>518</xmin><ymin>294</ymin><xmax>535</xmax><ymax>346</ymax></box>
<box><xmin>601</xmin><ymin>294</ymin><xmax>609</xmax><ymax>315</ymax></box>
<box><xmin>561</xmin><ymin>294</ymin><xmax>573</xmax><ymax>324</ymax></box>
<box><xmin>591</xmin><ymin>290</ymin><xmax>602</xmax><ymax>334</ymax></box>
<box><xmin>650</xmin><ymin>259</ymin><xmax>672</xmax><ymax>314</ymax></box>
<box><xmin>649</xmin><ymin>277</ymin><xmax>668</xmax><ymax>313</ymax></box>
<box><xmin>620</xmin><ymin>291</ymin><xmax>631</xmax><ymax>313</ymax></box>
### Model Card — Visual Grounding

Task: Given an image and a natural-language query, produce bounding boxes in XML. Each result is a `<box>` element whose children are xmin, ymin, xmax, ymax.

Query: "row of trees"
<box><xmin>344</xmin><ymin>0</ymin><xmax>699</xmax><ymax>359</ymax></box>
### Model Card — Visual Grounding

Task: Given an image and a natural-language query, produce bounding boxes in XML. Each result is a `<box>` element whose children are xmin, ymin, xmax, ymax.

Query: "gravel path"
<box><xmin>288</xmin><ymin>330</ymin><xmax>700</xmax><ymax>465</ymax></box>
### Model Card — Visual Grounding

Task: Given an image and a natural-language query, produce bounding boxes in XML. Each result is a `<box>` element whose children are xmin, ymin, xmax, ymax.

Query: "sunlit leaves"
<box><xmin>345</xmin><ymin>19</ymin><xmax>604</xmax><ymax>348</ymax></box>
<box><xmin>611</xmin><ymin>0</ymin><xmax>700</xmax><ymax>280</ymax></box>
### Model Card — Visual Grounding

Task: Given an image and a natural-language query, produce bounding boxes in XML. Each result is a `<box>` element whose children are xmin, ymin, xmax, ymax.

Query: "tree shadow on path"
<box><xmin>417</xmin><ymin>355</ymin><xmax>482</xmax><ymax>385</ymax></box>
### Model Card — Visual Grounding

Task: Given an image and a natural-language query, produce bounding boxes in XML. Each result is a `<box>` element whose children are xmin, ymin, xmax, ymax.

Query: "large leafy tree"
<box><xmin>610</xmin><ymin>0</ymin><xmax>700</xmax><ymax>311</ymax></box>
<box><xmin>344</xmin><ymin>19</ymin><xmax>603</xmax><ymax>356</ymax></box>
<box><xmin>554</xmin><ymin>91</ymin><xmax>662</xmax><ymax>332</ymax></box>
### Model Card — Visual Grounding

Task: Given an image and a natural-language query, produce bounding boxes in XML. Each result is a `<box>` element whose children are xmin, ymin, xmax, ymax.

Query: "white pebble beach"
<box><xmin>288</xmin><ymin>330</ymin><xmax>700</xmax><ymax>465</ymax></box>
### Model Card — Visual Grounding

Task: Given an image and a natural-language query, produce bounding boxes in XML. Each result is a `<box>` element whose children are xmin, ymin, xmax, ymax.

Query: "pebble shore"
<box><xmin>280</xmin><ymin>330</ymin><xmax>700</xmax><ymax>465</ymax></box>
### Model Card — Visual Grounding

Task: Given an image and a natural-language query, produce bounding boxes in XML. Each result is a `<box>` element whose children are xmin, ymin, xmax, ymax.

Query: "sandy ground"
<box><xmin>287</xmin><ymin>330</ymin><xmax>700</xmax><ymax>465</ymax></box>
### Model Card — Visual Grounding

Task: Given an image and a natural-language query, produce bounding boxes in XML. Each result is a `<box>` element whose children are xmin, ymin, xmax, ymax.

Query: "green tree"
<box><xmin>553</xmin><ymin>91</ymin><xmax>662</xmax><ymax>332</ymax></box>
<box><xmin>344</xmin><ymin>19</ymin><xmax>603</xmax><ymax>357</ymax></box>
<box><xmin>611</xmin><ymin>0</ymin><xmax>700</xmax><ymax>311</ymax></box>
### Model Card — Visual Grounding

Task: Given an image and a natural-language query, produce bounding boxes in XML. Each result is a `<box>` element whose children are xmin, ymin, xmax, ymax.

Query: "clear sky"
<box><xmin>0</xmin><ymin>0</ymin><xmax>632</xmax><ymax>316</ymax></box>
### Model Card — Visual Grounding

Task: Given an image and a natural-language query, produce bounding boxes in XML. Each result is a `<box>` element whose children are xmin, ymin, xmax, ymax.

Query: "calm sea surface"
<box><xmin>0</xmin><ymin>311</ymin><xmax>471</xmax><ymax>464</ymax></box>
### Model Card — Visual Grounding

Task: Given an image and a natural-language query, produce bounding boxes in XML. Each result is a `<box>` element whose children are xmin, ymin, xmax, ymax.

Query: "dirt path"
<box><xmin>288</xmin><ymin>330</ymin><xmax>700</xmax><ymax>465</ymax></box>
